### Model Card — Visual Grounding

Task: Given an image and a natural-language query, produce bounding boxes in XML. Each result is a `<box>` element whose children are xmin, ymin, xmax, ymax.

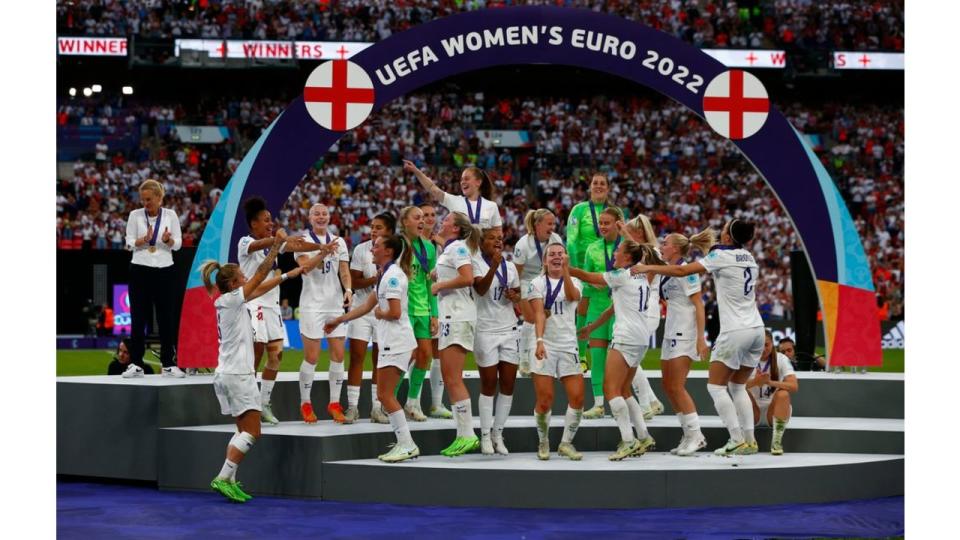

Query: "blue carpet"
<box><xmin>57</xmin><ymin>481</ymin><xmax>903</xmax><ymax>539</ymax></box>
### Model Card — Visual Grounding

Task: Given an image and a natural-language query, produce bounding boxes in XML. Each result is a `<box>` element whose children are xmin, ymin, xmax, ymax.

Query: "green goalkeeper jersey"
<box><xmin>566</xmin><ymin>200</ymin><xmax>629</xmax><ymax>269</ymax></box>
<box><xmin>581</xmin><ymin>237</ymin><xmax>621</xmax><ymax>302</ymax></box>
<box><xmin>408</xmin><ymin>236</ymin><xmax>439</xmax><ymax>317</ymax></box>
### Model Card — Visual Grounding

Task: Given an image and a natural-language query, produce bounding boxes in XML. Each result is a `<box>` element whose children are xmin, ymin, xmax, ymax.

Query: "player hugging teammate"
<box><xmin>204</xmin><ymin>174</ymin><xmax>785</xmax><ymax>501</ymax></box>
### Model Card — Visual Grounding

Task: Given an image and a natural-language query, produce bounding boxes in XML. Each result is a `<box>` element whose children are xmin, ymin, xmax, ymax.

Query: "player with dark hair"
<box><xmin>325</xmin><ymin>234</ymin><xmax>419</xmax><ymax>462</ymax></box>
<box><xmin>237</xmin><ymin>196</ymin><xmax>319</xmax><ymax>425</ymax></box>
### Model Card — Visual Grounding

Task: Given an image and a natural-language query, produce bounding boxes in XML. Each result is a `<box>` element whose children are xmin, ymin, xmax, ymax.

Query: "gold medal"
<box><xmin>148</xmin><ymin>246</ymin><xmax>157</xmax><ymax>253</ymax></box>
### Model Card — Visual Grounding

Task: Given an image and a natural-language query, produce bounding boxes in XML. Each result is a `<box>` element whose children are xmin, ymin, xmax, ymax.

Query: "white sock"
<box><xmin>535</xmin><ymin>409</ymin><xmax>551</xmax><ymax>443</ymax></box>
<box><xmin>347</xmin><ymin>385</ymin><xmax>360</xmax><ymax>410</ymax></box>
<box><xmin>708</xmin><ymin>383</ymin><xmax>743</xmax><ymax>442</ymax></box>
<box><xmin>493</xmin><ymin>393</ymin><xmax>513</xmax><ymax>437</ymax></box>
<box><xmin>479</xmin><ymin>394</ymin><xmax>494</xmax><ymax>436</ymax></box>
<box><xmin>260</xmin><ymin>378</ymin><xmax>275</xmax><ymax>406</ymax></box>
<box><xmin>217</xmin><ymin>459</ymin><xmax>238</xmax><ymax>481</ymax></box>
<box><xmin>388</xmin><ymin>409</ymin><xmax>414</xmax><ymax>447</ymax></box>
<box><xmin>328</xmin><ymin>361</ymin><xmax>345</xmax><ymax>405</ymax></box>
<box><xmin>632</xmin><ymin>368</ymin><xmax>651</xmax><ymax>406</ymax></box>
<box><xmin>454</xmin><ymin>398</ymin><xmax>474</xmax><ymax>438</ymax></box>
<box><xmin>676</xmin><ymin>412</ymin><xmax>687</xmax><ymax>435</ymax></box>
<box><xmin>561</xmin><ymin>407</ymin><xmax>582</xmax><ymax>444</ymax></box>
<box><xmin>430</xmin><ymin>358</ymin><xmax>443</xmax><ymax>409</ymax></box>
<box><xmin>371</xmin><ymin>383</ymin><xmax>379</xmax><ymax>409</ymax></box>
<box><xmin>593</xmin><ymin>394</ymin><xmax>605</xmax><ymax>409</ymax></box>
<box><xmin>609</xmin><ymin>396</ymin><xmax>635</xmax><ymax>442</ymax></box>
<box><xmin>299</xmin><ymin>361</ymin><xmax>316</xmax><ymax>403</ymax></box>
<box><xmin>683</xmin><ymin>412</ymin><xmax>701</xmax><ymax>436</ymax></box>
<box><xmin>626</xmin><ymin>396</ymin><xmax>649</xmax><ymax>439</ymax></box>
<box><xmin>728</xmin><ymin>382</ymin><xmax>755</xmax><ymax>444</ymax></box>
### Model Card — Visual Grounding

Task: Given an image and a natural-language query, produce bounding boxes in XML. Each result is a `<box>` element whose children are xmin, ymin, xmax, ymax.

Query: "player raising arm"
<box><xmin>204</xmin><ymin>234</ymin><xmax>302</xmax><ymax>502</ymax></box>
<box><xmin>632</xmin><ymin>219</ymin><xmax>764</xmax><ymax>456</ymax></box>
<box><xmin>404</xmin><ymin>159</ymin><xmax>502</xmax><ymax>229</ymax></box>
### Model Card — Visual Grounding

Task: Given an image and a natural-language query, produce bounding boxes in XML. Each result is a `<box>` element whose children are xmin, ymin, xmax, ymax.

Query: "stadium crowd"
<box><xmin>57</xmin><ymin>0</ymin><xmax>904</xmax><ymax>52</ymax></box>
<box><xmin>55</xmin><ymin>89</ymin><xmax>904</xmax><ymax>321</ymax></box>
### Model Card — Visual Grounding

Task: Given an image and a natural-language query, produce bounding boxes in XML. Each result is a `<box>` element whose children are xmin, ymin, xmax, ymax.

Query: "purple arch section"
<box><xmin>229</xmin><ymin>6</ymin><xmax>837</xmax><ymax>281</ymax></box>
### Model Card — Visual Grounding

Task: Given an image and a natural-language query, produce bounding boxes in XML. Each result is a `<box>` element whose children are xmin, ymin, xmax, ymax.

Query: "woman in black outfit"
<box><xmin>124</xmin><ymin>179</ymin><xmax>183</xmax><ymax>377</ymax></box>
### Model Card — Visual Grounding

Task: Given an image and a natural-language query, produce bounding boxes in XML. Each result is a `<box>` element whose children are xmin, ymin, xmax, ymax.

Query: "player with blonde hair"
<box><xmin>513</xmin><ymin>208</ymin><xmax>563</xmax><ymax>376</ymax></box>
<box><xmin>203</xmin><ymin>234</ymin><xmax>302</xmax><ymax>502</ymax></box>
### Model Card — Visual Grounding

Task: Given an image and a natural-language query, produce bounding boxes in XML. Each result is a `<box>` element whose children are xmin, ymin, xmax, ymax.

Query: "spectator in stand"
<box><xmin>124</xmin><ymin>179</ymin><xmax>184</xmax><ymax>377</ymax></box>
<box><xmin>280</xmin><ymin>298</ymin><xmax>293</xmax><ymax>321</ymax></box>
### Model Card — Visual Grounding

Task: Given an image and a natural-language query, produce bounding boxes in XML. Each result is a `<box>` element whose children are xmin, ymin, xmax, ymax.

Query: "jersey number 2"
<box><xmin>743</xmin><ymin>268</ymin><xmax>754</xmax><ymax>296</ymax></box>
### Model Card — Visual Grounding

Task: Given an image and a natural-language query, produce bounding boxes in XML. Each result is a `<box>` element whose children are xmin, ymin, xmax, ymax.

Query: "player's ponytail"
<box><xmin>382</xmin><ymin>235</ymin><xmax>411</xmax><ymax>277</ymax></box>
<box><xmin>625</xmin><ymin>214</ymin><xmax>657</xmax><ymax>244</ymax></box>
<box><xmin>621</xmin><ymin>240</ymin><xmax>666</xmax><ymax>267</ymax></box>
<box><xmin>450</xmin><ymin>211</ymin><xmax>483</xmax><ymax>253</ymax></box>
<box><xmin>200</xmin><ymin>260</ymin><xmax>220</xmax><ymax>295</ymax></box>
<box><xmin>688</xmin><ymin>228</ymin><xmax>717</xmax><ymax>256</ymax></box>
<box><xmin>667</xmin><ymin>229</ymin><xmax>716</xmax><ymax>259</ymax></box>
<box><xmin>200</xmin><ymin>260</ymin><xmax>239</xmax><ymax>295</ymax></box>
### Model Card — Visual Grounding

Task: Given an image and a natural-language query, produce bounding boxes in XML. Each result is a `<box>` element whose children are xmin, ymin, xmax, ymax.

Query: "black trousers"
<box><xmin>128</xmin><ymin>263</ymin><xmax>177</xmax><ymax>368</ymax></box>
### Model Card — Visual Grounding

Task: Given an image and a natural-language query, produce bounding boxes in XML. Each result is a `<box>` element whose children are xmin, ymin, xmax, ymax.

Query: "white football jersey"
<box><xmin>441</xmin><ymin>192</ymin><xmax>502</xmax><ymax>229</ymax></box>
<box><xmin>375</xmin><ymin>263</ymin><xmax>417</xmax><ymax>356</ymax></box>
<box><xmin>660</xmin><ymin>263</ymin><xmax>702</xmax><ymax>341</ymax></box>
<box><xmin>436</xmin><ymin>239</ymin><xmax>477</xmax><ymax>323</ymax></box>
<box><xmin>214</xmin><ymin>288</ymin><xmax>255</xmax><ymax>375</ymax></box>
<box><xmin>527</xmin><ymin>275</ymin><xmax>582</xmax><ymax>354</ymax></box>
<box><xmin>698</xmin><ymin>247</ymin><xmax>763</xmax><ymax>331</ymax></box>
<box><xmin>472</xmin><ymin>254</ymin><xmax>520</xmax><ymax>333</ymax></box>
<box><xmin>604</xmin><ymin>269</ymin><xmax>653</xmax><ymax>346</ymax></box>
<box><xmin>298</xmin><ymin>233</ymin><xmax>349</xmax><ymax>313</ymax></box>
<box><xmin>237</xmin><ymin>235</ymin><xmax>285</xmax><ymax>310</ymax></box>
<box><xmin>350</xmin><ymin>240</ymin><xmax>377</xmax><ymax>305</ymax></box>
<box><xmin>513</xmin><ymin>232</ymin><xmax>564</xmax><ymax>285</ymax></box>
<box><xmin>749</xmin><ymin>352</ymin><xmax>796</xmax><ymax>406</ymax></box>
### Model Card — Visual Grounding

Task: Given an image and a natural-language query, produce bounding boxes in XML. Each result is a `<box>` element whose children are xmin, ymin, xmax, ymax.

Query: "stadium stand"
<box><xmin>55</xmin><ymin>89</ymin><xmax>904</xmax><ymax>321</ymax></box>
<box><xmin>56</xmin><ymin>0</ymin><xmax>904</xmax><ymax>52</ymax></box>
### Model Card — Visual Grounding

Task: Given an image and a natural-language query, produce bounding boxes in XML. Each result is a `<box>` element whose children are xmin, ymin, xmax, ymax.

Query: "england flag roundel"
<box><xmin>702</xmin><ymin>70</ymin><xmax>769</xmax><ymax>140</ymax></box>
<box><xmin>303</xmin><ymin>60</ymin><xmax>376</xmax><ymax>132</ymax></box>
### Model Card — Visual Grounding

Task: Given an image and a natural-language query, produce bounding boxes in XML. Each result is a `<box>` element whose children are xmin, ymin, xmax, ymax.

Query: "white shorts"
<box><xmin>300</xmin><ymin>311</ymin><xmax>347</xmax><ymax>340</ymax></box>
<box><xmin>610</xmin><ymin>341</ymin><xmax>648</xmax><ymax>369</ymax></box>
<box><xmin>474</xmin><ymin>327</ymin><xmax>520</xmax><ymax>367</ymax></box>
<box><xmin>213</xmin><ymin>372</ymin><xmax>261</xmax><ymax>417</ymax></box>
<box><xmin>532</xmin><ymin>349</ymin><xmax>582</xmax><ymax>379</ymax></box>
<box><xmin>347</xmin><ymin>313</ymin><xmax>377</xmax><ymax>343</ymax></box>
<box><xmin>439</xmin><ymin>321</ymin><xmax>475</xmax><ymax>352</ymax></box>
<box><xmin>378</xmin><ymin>350</ymin><xmax>414</xmax><ymax>373</ymax></box>
<box><xmin>756</xmin><ymin>403</ymin><xmax>792</xmax><ymax>427</ymax></box>
<box><xmin>519</xmin><ymin>321</ymin><xmax>536</xmax><ymax>350</ymax></box>
<box><xmin>661</xmin><ymin>338</ymin><xmax>700</xmax><ymax>361</ymax></box>
<box><xmin>249</xmin><ymin>306</ymin><xmax>285</xmax><ymax>343</ymax></box>
<box><xmin>711</xmin><ymin>327</ymin><xmax>765</xmax><ymax>370</ymax></box>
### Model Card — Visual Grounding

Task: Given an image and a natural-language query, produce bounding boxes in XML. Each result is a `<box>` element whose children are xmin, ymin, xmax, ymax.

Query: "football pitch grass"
<box><xmin>56</xmin><ymin>347</ymin><xmax>905</xmax><ymax>376</ymax></box>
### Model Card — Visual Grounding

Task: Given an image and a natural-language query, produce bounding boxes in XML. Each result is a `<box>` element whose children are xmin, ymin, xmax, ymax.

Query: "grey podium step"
<box><xmin>154</xmin><ymin>416</ymin><xmax>903</xmax><ymax>503</ymax></box>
